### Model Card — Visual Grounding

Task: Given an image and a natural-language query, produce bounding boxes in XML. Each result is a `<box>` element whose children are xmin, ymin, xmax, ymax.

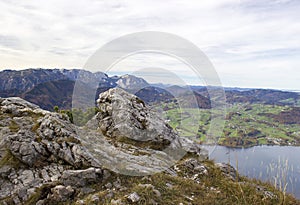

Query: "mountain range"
<box><xmin>0</xmin><ymin>68</ymin><xmax>299</xmax><ymax>111</ymax></box>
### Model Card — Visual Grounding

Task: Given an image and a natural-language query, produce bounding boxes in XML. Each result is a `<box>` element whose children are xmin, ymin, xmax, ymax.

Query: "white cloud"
<box><xmin>0</xmin><ymin>0</ymin><xmax>299</xmax><ymax>89</ymax></box>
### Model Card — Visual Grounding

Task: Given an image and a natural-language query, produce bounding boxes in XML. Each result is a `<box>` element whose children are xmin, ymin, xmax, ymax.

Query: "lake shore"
<box><xmin>202</xmin><ymin>145</ymin><xmax>300</xmax><ymax>199</ymax></box>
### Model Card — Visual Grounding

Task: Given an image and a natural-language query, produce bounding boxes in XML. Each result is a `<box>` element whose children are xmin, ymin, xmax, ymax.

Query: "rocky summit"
<box><xmin>0</xmin><ymin>89</ymin><xmax>299</xmax><ymax>204</ymax></box>
<box><xmin>79</xmin><ymin>88</ymin><xmax>207</xmax><ymax>176</ymax></box>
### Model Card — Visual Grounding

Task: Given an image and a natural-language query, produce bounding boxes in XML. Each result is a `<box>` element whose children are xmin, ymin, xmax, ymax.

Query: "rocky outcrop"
<box><xmin>0</xmin><ymin>97</ymin><xmax>103</xmax><ymax>203</ymax></box>
<box><xmin>0</xmin><ymin>89</ymin><xmax>289</xmax><ymax>204</ymax></box>
<box><xmin>96</xmin><ymin>87</ymin><xmax>180</xmax><ymax>147</ymax></box>
<box><xmin>96</xmin><ymin>88</ymin><xmax>206</xmax><ymax>157</ymax></box>
<box><xmin>77</xmin><ymin>88</ymin><xmax>208</xmax><ymax>175</ymax></box>
<box><xmin>216</xmin><ymin>163</ymin><xmax>237</xmax><ymax>181</ymax></box>
<box><xmin>61</xmin><ymin>167</ymin><xmax>102</xmax><ymax>187</ymax></box>
<box><xmin>0</xmin><ymin>89</ymin><xmax>208</xmax><ymax>204</ymax></box>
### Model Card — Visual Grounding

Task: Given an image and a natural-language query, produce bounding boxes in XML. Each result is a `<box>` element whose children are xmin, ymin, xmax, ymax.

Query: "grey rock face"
<box><xmin>50</xmin><ymin>185</ymin><xmax>74</xmax><ymax>202</ymax></box>
<box><xmin>96</xmin><ymin>88</ymin><xmax>207</xmax><ymax>158</ymax></box>
<box><xmin>178</xmin><ymin>137</ymin><xmax>208</xmax><ymax>160</ymax></box>
<box><xmin>2</xmin><ymin>102</ymin><xmax>97</xmax><ymax>168</ymax></box>
<box><xmin>216</xmin><ymin>163</ymin><xmax>237</xmax><ymax>180</ymax></box>
<box><xmin>0</xmin><ymin>97</ymin><xmax>101</xmax><ymax>203</ymax></box>
<box><xmin>78</xmin><ymin>88</ymin><xmax>208</xmax><ymax>175</ymax></box>
<box><xmin>96</xmin><ymin>88</ymin><xmax>179</xmax><ymax>145</ymax></box>
<box><xmin>61</xmin><ymin>168</ymin><xmax>102</xmax><ymax>187</ymax></box>
<box><xmin>183</xmin><ymin>158</ymin><xmax>208</xmax><ymax>174</ymax></box>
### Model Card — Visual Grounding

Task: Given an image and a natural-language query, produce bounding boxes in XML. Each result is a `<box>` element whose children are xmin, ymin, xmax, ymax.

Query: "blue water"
<box><xmin>202</xmin><ymin>145</ymin><xmax>300</xmax><ymax>199</ymax></box>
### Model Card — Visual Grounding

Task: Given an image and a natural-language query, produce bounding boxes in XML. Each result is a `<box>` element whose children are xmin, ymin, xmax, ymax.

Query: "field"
<box><xmin>158</xmin><ymin>103</ymin><xmax>300</xmax><ymax>147</ymax></box>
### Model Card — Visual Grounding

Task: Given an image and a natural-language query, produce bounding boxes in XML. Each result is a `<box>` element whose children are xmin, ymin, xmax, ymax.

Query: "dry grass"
<box><xmin>74</xmin><ymin>159</ymin><xmax>300</xmax><ymax>205</ymax></box>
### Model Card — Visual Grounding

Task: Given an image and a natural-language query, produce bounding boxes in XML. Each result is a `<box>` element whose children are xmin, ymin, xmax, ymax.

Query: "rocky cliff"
<box><xmin>0</xmin><ymin>89</ymin><xmax>298</xmax><ymax>205</ymax></box>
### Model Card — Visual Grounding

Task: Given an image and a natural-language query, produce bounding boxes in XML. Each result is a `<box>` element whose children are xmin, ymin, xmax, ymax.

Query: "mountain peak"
<box><xmin>116</xmin><ymin>74</ymin><xmax>149</xmax><ymax>90</ymax></box>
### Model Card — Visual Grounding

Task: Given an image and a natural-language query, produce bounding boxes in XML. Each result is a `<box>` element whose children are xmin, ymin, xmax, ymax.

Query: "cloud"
<box><xmin>0</xmin><ymin>0</ymin><xmax>299</xmax><ymax>89</ymax></box>
<box><xmin>0</xmin><ymin>35</ymin><xmax>22</xmax><ymax>49</ymax></box>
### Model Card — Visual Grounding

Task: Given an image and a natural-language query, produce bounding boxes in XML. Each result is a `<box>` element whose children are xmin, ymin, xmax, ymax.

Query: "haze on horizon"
<box><xmin>0</xmin><ymin>0</ymin><xmax>299</xmax><ymax>90</ymax></box>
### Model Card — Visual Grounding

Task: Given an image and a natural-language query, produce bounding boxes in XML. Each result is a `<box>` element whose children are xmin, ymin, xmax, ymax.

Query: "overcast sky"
<box><xmin>0</xmin><ymin>0</ymin><xmax>299</xmax><ymax>90</ymax></box>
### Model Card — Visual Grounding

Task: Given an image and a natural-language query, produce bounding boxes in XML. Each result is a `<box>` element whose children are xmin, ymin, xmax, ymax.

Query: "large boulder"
<box><xmin>96</xmin><ymin>88</ymin><xmax>178</xmax><ymax>144</ymax></box>
<box><xmin>67</xmin><ymin>88</ymin><xmax>208</xmax><ymax>176</ymax></box>
<box><xmin>96</xmin><ymin>87</ymin><xmax>207</xmax><ymax>158</ymax></box>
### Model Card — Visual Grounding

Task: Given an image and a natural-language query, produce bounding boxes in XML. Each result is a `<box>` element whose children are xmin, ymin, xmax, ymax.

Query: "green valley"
<box><xmin>160</xmin><ymin>103</ymin><xmax>300</xmax><ymax>148</ymax></box>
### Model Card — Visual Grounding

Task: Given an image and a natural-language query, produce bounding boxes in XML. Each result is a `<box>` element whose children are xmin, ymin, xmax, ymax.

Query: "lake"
<box><xmin>202</xmin><ymin>145</ymin><xmax>300</xmax><ymax>199</ymax></box>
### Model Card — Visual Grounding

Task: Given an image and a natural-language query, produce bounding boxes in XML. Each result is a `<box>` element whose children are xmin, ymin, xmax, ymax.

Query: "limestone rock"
<box><xmin>183</xmin><ymin>158</ymin><xmax>208</xmax><ymax>175</ymax></box>
<box><xmin>96</xmin><ymin>88</ymin><xmax>207</xmax><ymax>158</ymax></box>
<box><xmin>50</xmin><ymin>185</ymin><xmax>74</xmax><ymax>202</ymax></box>
<box><xmin>61</xmin><ymin>167</ymin><xmax>102</xmax><ymax>187</ymax></box>
<box><xmin>96</xmin><ymin>88</ymin><xmax>180</xmax><ymax>146</ymax></box>
<box><xmin>216</xmin><ymin>163</ymin><xmax>237</xmax><ymax>180</ymax></box>
<box><xmin>69</xmin><ymin>88</ymin><xmax>209</xmax><ymax>176</ymax></box>
<box><xmin>0</xmin><ymin>97</ymin><xmax>101</xmax><ymax>203</ymax></box>
<box><xmin>127</xmin><ymin>192</ymin><xmax>140</xmax><ymax>203</ymax></box>
<box><xmin>111</xmin><ymin>199</ymin><xmax>124</xmax><ymax>205</ymax></box>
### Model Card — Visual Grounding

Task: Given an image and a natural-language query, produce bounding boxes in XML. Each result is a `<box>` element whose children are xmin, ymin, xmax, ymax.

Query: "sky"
<box><xmin>0</xmin><ymin>0</ymin><xmax>299</xmax><ymax>90</ymax></box>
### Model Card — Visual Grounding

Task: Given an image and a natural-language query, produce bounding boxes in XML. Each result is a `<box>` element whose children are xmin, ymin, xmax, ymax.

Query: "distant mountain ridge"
<box><xmin>0</xmin><ymin>68</ymin><xmax>111</xmax><ymax>93</ymax></box>
<box><xmin>0</xmin><ymin>68</ymin><xmax>67</xmax><ymax>92</ymax></box>
<box><xmin>0</xmin><ymin>69</ymin><xmax>140</xmax><ymax>110</ymax></box>
<box><xmin>0</xmin><ymin>68</ymin><xmax>299</xmax><ymax>110</ymax></box>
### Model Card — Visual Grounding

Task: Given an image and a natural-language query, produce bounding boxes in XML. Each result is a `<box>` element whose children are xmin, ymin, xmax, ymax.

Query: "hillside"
<box><xmin>0</xmin><ymin>89</ymin><xmax>299</xmax><ymax>204</ymax></box>
<box><xmin>225</xmin><ymin>89</ymin><xmax>300</xmax><ymax>106</ymax></box>
<box><xmin>22</xmin><ymin>80</ymin><xmax>75</xmax><ymax>110</ymax></box>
